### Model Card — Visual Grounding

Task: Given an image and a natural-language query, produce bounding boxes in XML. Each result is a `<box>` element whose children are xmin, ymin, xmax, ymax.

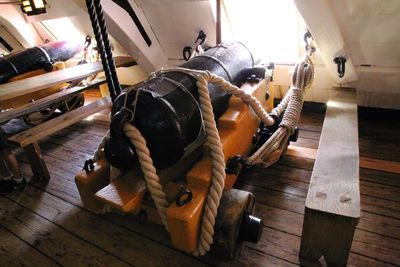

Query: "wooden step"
<box><xmin>8</xmin><ymin>97</ymin><xmax>111</xmax><ymax>147</ymax></box>
<box><xmin>95</xmin><ymin>173</ymin><xmax>147</xmax><ymax>212</ymax></box>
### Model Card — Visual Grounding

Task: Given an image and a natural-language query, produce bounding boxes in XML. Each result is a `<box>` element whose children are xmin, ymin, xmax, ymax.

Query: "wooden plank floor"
<box><xmin>1</xmin><ymin>103</ymin><xmax>399</xmax><ymax>266</ymax></box>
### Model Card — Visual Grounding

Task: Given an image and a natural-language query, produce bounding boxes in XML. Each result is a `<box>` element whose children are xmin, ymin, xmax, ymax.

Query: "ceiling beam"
<box><xmin>294</xmin><ymin>0</ymin><xmax>358</xmax><ymax>84</ymax></box>
<box><xmin>101</xmin><ymin>0</ymin><xmax>168</xmax><ymax>72</ymax></box>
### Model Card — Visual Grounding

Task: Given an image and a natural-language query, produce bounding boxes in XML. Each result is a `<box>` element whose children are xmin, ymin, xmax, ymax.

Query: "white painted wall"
<box><xmin>329</xmin><ymin>0</ymin><xmax>400</xmax><ymax>109</ymax></box>
<box><xmin>135</xmin><ymin>0</ymin><xmax>217</xmax><ymax>60</ymax></box>
<box><xmin>0</xmin><ymin>0</ymin><xmax>398</xmax><ymax>109</ymax></box>
<box><xmin>0</xmin><ymin>3</ymin><xmax>43</xmax><ymax>49</ymax></box>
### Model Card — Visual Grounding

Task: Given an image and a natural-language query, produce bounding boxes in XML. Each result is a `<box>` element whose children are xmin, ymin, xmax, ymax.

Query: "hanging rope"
<box><xmin>123</xmin><ymin>123</ymin><xmax>170</xmax><ymax>229</ymax></box>
<box><xmin>86</xmin><ymin>0</ymin><xmax>121</xmax><ymax>101</ymax></box>
<box><xmin>93</xmin><ymin>0</ymin><xmax>122</xmax><ymax>95</ymax></box>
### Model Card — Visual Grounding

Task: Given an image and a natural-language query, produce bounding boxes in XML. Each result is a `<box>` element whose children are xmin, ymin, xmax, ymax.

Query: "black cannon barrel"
<box><xmin>0</xmin><ymin>40</ymin><xmax>83</xmax><ymax>83</ymax></box>
<box><xmin>106</xmin><ymin>42</ymin><xmax>255</xmax><ymax>170</ymax></box>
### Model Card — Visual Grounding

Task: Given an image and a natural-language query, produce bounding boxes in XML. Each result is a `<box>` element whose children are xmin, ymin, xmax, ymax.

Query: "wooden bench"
<box><xmin>8</xmin><ymin>97</ymin><xmax>111</xmax><ymax>181</ymax></box>
<box><xmin>299</xmin><ymin>87</ymin><xmax>360</xmax><ymax>266</ymax></box>
<box><xmin>0</xmin><ymin>56</ymin><xmax>136</xmax><ymax>182</ymax></box>
<box><xmin>0</xmin><ymin>78</ymin><xmax>106</xmax><ymax>125</ymax></box>
<box><xmin>0</xmin><ymin>56</ymin><xmax>135</xmax><ymax>101</ymax></box>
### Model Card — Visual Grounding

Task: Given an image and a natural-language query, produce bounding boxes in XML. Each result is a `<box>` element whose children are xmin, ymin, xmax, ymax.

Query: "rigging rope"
<box><xmin>85</xmin><ymin>0</ymin><xmax>121</xmax><ymax>101</ymax></box>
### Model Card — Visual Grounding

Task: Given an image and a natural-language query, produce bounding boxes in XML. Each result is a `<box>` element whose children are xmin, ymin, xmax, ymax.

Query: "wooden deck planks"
<box><xmin>1</xmin><ymin>103</ymin><xmax>399</xmax><ymax>266</ymax></box>
<box><xmin>5</xmin><ymin>186</ymin><xmax>207</xmax><ymax>267</ymax></box>
<box><xmin>0</xmin><ymin>197</ymin><xmax>130</xmax><ymax>267</ymax></box>
<box><xmin>0</xmin><ymin>225</ymin><xmax>60</xmax><ymax>267</ymax></box>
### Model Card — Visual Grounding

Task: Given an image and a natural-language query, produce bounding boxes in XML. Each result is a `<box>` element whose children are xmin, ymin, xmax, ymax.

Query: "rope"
<box><xmin>123</xmin><ymin>123</ymin><xmax>170</xmax><ymax>229</ymax></box>
<box><xmin>93</xmin><ymin>0</ymin><xmax>122</xmax><ymax>95</ymax></box>
<box><xmin>89</xmin><ymin>52</ymin><xmax>314</xmax><ymax>255</ymax></box>
<box><xmin>146</xmin><ymin>67</ymin><xmax>279</xmax><ymax>255</ymax></box>
<box><xmin>93</xmin><ymin>131</ymin><xmax>109</xmax><ymax>162</ymax></box>
<box><xmin>85</xmin><ymin>0</ymin><xmax>120</xmax><ymax>101</ymax></box>
<box><xmin>192</xmin><ymin>72</ymin><xmax>226</xmax><ymax>256</ymax></box>
<box><xmin>247</xmin><ymin>53</ymin><xmax>314</xmax><ymax>165</ymax></box>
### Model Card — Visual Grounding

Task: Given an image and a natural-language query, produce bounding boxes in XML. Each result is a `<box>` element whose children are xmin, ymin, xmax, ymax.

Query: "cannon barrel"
<box><xmin>106</xmin><ymin>42</ymin><xmax>255</xmax><ymax>169</ymax></box>
<box><xmin>0</xmin><ymin>40</ymin><xmax>83</xmax><ymax>83</ymax></box>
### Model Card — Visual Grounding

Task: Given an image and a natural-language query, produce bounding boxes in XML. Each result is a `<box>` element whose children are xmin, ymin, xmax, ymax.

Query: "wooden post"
<box><xmin>300</xmin><ymin>209</ymin><xmax>358</xmax><ymax>266</ymax></box>
<box><xmin>23</xmin><ymin>142</ymin><xmax>50</xmax><ymax>182</ymax></box>
<box><xmin>299</xmin><ymin>87</ymin><xmax>360</xmax><ymax>266</ymax></box>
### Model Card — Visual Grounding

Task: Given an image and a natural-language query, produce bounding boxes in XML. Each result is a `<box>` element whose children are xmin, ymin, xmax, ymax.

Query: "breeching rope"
<box><xmin>91</xmin><ymin>51</ymin><xmax>314</xmax><ymax>256</ymax></box>
<box><xmin>247</xmin><ymin>53</ymin><xmax>314</xmax><ymax>166</ymax></box>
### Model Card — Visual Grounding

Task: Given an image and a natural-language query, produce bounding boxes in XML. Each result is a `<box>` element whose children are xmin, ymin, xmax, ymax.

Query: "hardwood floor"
<box><xmin>0</xmin><ymin>103</ymin><xmax>399</xmax><ymax>266</ymax></box>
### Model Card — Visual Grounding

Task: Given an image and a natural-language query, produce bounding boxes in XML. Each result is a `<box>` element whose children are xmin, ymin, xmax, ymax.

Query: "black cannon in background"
<box><xmin>0</xmin><ymin>40</ymin><xmax>83</xmax><ymax>83</ymax></box>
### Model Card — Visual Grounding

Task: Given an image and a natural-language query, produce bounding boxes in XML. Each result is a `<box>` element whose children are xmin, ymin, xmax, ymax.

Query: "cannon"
<box><xmin>0</xmin><ymin>40</ymin><xmax>83</xmax><ymax>83</ymax></box>
<box><xmin>0</xmin><ymin>41</ymin><xmax>85</xmax><ymax>124</ymax></box>
<box><xmin>75</xmin><ymin>42</ymin><xmax>274</xmax><ymax>258</ymax></box>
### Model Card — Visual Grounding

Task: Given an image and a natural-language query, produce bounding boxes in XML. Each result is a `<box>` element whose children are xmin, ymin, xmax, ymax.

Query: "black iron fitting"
<box><xmin>226</xmin><ymin>155</ymin><xmax>243</xmax><ymax>174</ymax></box>
<box><xmin>268</xmin><ymin>114</ymin><xmax>281</xmax><ymax>132</ymax></box>
<box><xmin>83</xmin><ymin>159</ymin><xmax>95</xmax><ymax>173</ymax></box>
<box><xmin>250</xmin><ymin>114</ymin><xmax>281</xmax><ymax>156</ymax></box>
<box><xmin>334</xmin><ymin>56</ymin><xmax>347</xmax><ymax>78</ymax></box>
<box><xmin>289</xmin><ymin>127</ymin><xmax>300</xmax><ymax>143</ymax></box>
<box><xmin>175</xmin><ymin>186</ymin><xmax>193</xmax><ymax>207</ymax></box>
<box><xmin>239</xmin><ymin>212</ymin><xmax>263</xmax><ymax>243</ymax></box>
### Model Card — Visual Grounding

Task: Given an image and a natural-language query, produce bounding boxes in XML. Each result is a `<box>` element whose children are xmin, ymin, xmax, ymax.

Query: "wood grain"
<box><xmin>299</xmin><ymin>87</ymin><xmax>360</xmax><ymax>266</ymax></box>
<box><xmin>6</xmin><ymin>185</ymin><xmax>208</xmax><ymax>267</ymax></box>
<box><xmin>9</xmin><ymin>97</ymin><xmax>111</xmax><ymax>147</ymax></box>
<box><xmin>305</xmin><ymin>88</ymin><xmax>360</xmax><ymax>218</ymax></box>
<box><xmin>0</xmin><ymin>78</ymin><xmax>106</xmax><ymax>124</ymax></box>
<box><xmin>2</xmin><ymin>99</ymin><xmax>399</xmax><ymax>266</ymax></box>
<box><xmin>0</xmin><ymin>56</ymin><xmax>135</xmax><ymax>101</ymax></box>
<box><xmin>0</xmin><ymin>226</ymin><xmax>59</xmax><ymax>267</ymax></box>
<box><xmin>0</xmin><ymin>197</ymin><xmax>130</xmax><ymax>267</ymax></box>
<box><xmin>287</xmin><ymin>145</ymin><xmax>400</xmax><ymax>175</ymax></box>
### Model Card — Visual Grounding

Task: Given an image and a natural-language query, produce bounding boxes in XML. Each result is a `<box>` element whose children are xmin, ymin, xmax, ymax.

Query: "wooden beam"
<box><xmin>306</xmin><ymin>87</ymin><xmax>360</xmax><ymax>217</ymax></box>
<box><xmin>0</xmin><ymin>56</ymin><xmax>135</xmax><ymax>101</ymax></box>
<box><xmin>216</xmin><ymin>0</ymin><xmax>222</xmax><ymax>44</ymax></box>
<box><xmin>9</xmin><ymin>97</ymin><xmax>112</xmax><ymax>147</ymax></box>
<box><xmin>299</xmin><ymin>87</ymin><xmax>359</xmax><ymax>266</ymax></box>
<box><xmin>24</xmin><ymin>142</ymin><xmax>50</xmax><ymax>182</ymax></box>
<box><xmin>286</xmin><ymin>146</ymin><xmax>400</xmax><ymax>175</ymax></box>
<box><xmin>293</xmin><ymin>0</ymin><xmax>358</xmax><ymax>84</ymax></box>
<box><xmin>0</xmin><ymin>78</ymin><xmax>106</xmax><ymax>124</ymax></box>
<box><xmin>99</xmin><ymin>0</ymin><xmax>168</xmax><ymax>72</ymax></box>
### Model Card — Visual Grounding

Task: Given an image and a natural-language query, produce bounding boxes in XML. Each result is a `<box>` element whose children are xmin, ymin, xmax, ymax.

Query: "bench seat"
<box><xmin>299</xmin><ymin>87</ymin><xmax>360</xmax><ymax>266</ymax></box>
<box><xmin>8</xmin><ymin>97</ymin><xmax>111</xmax><ymax>181</ymax></box>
